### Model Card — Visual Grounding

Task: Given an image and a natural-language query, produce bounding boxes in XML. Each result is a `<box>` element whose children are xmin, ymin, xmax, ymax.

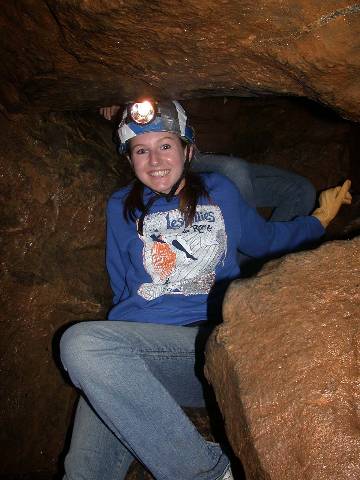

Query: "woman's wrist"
<box><xmin>311</xmin><ymin>209</ymin><xmax>330</xmax><ymax>228</ymax></box>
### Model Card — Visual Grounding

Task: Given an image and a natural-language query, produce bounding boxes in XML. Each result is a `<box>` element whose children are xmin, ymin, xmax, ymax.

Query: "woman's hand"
<box><xmin>312</xmin><ymin>179</ymin><xmax>352</xmax><ymax>228</ymax></box>
<box><xmin>99</xmin><ymin>105</ymin><xmax>121</xmax><ymax>121</ymax></box>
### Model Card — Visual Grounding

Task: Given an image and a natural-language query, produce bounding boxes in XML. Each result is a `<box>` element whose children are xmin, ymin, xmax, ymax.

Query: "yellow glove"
<box><xmin>312</xmin><ymin>179</ymin><xmax>352</xmax><ymax>228</ymax></box>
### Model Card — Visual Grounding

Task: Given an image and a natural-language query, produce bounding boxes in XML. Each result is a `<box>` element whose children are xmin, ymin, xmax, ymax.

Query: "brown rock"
<box><xmin>0</xmin><ymin>111</ymin><xmax>130</xmax><ymax>475</ymax></box>
<box><xmin>0</xmin><ymin>95</ymin><xmax>358</xmax><ymax>477</ymax></box>
<box><xmin>1</xmin><ymin>1</ymin><xmax>360</xmax><ymax>120</ymax></box>
<box><xmin>0</xmin><ymin>3</ymin><xmax>359</xmax><ymax>477</ymax></box>
<box><xmin>205</xmin><ymin>237</ymin><xmax>360</xmax><ymax>480</ymax></box>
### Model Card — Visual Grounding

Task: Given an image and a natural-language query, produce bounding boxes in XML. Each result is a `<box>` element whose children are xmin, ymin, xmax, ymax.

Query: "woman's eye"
<box><xmin>160</xmin><ymin>144</ymin><xmax>171</xmax><ymax>150</ymax></box>
<box><xmin>135</xmin><ymin>148</ymin><xmax>146</xmax><ymax>155</ymax></box>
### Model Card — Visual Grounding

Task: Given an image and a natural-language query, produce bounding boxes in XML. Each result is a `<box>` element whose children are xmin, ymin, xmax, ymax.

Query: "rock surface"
<box><xmin>1</xmin><ymin>1</ymin><xmax>360</xmax><ymax>120</ymax></box>
<box><xmin>1</xmin><ymin>1</ymin><xmax>360</xmax><ymax>477</ymax></box>
<box><xmin>0</xmin><ymin>96</ymin><xmax>358</xmax><ymax>477</ymax></box>
<box><xmin>205</xmin><ymin>237</ymin><xmax>360</xmax><ymax>480</ymax></box>
<box><xmin>0</xmin><ymin>111</ymin><xmax>130</xmax><ymax>475</ymax></box>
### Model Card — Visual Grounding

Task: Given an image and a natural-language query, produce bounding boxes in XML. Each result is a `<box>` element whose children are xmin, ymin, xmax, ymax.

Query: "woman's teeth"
<box><xmin>149</xmin><ymin>170</ymin><xmax>170</xmax><ymax>177</ymax></box>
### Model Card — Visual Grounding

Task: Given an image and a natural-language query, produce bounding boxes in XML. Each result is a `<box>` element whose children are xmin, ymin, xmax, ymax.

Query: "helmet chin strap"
<box><xmin>137</xmin><ymin>145</ymin><xmax>191</xmax><ymax>235</ymax></box>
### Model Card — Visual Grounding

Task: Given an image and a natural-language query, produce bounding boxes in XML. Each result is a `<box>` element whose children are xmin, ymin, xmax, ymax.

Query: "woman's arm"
<box><xmin>228</xmin><ymin>178</ymin><xmax>352</xmax><ymax>259</ymax></box>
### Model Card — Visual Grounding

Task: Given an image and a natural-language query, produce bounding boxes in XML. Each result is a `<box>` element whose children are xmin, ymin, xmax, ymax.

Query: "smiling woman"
<box><xmin>59</xmin><ymin>99</ymin><xmax>351</xmax><ymax>480</ymax></box>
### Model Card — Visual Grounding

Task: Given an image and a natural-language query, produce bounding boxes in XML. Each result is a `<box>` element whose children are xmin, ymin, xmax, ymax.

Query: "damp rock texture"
<box><xmin>1</xmin><ymin>1</ymin><xmax>360</xmax><ymax>475</ymax></box>
<box><xmin>0</xmin><ymin>111</ymin><xmax>131</xmax><ymax>475</ymax></box>
<box><xmin>205</xmin><ymin>237</ymin><xmax>360</xmax><ymax>480</ymax></box>
<box><xmin>1</xmin><ymin>1</ymin><xmax>360</xmax><ymax>120</ymax></box>
<box><xmin>0</xmin><ymin>97</ymin><xmax>358</xmax><ymax>478</ymax></box>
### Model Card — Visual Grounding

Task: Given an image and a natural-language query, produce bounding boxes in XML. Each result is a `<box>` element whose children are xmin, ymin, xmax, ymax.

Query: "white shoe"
<box><xmin>220</xmin><ymin>465</ymin><xmax>234</xmax><ymax>480</ymax></box>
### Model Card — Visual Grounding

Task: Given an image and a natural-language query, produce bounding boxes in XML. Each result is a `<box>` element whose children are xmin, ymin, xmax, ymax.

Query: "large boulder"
<box><xmin>205</xmin><ymin>237</ymin><xmax>360</xmax><ymax>480</ymax></box>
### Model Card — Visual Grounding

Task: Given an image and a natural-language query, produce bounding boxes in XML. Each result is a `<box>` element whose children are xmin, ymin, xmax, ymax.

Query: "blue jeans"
<box><xmin>61</xmin><ymin>321</ymin><xmax>230</xmax><ymax>480</ymax></box>
<box><xmin>192</xmin><ymin>154</ymin><xmax>316</xmax><ymax>221</ymax></box>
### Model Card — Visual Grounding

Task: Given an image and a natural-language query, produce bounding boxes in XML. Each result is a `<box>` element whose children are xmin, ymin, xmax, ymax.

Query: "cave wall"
<box><xmin>1</xmin><ymin>1</ymin><xmax>360</xmax><ymax>120</ymax></box>
<box><xmin>0</xmin><ymin>97</ymin><xmax>358</xmax><ymax>477</ymax></box>
<box><xmin>0</xmin><ymin>111</ymin><xmax>128</xmax><ymax>475</ymax></box>
<box><xmin>184</xmin><ymin>97</ymin><xmax>357</xmax><ymax>189</ymax></box>
<box><xmin>1</xmin><ymin>0</ymin><xmax>360</xmax><ymax>477</ymax></box>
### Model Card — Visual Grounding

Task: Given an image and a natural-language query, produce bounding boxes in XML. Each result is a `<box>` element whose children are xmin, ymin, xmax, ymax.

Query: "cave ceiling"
<box><xmin>1</xmin><ymin>0</ymin><xmax>360</xmax><ymax>120</ymax></box>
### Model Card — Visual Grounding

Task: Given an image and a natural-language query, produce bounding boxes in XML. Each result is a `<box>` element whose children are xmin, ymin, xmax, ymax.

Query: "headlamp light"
<box><xmin>129</xmin><ymin>100</ymin><xmax>156</xmax><ymax>125</ymax></box>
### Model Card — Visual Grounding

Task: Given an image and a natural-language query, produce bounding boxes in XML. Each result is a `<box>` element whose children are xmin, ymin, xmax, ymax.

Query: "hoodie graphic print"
<box><xmin>137</xmin><ymin>205</ymin><xmax>227</xmax><ymax>300</ymax></box>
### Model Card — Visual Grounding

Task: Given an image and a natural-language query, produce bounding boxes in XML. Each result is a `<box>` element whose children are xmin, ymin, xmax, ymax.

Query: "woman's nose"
<box><xmin>148</xmin><ymin>150</ymin><xmax>160</xmax><ymax>165</ymax></box>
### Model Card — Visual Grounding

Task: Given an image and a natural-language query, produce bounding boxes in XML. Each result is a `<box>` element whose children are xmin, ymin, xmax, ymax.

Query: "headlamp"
<box><xmin>129</xmin><ymin>100</ymin><xmax>156</xmax><ymax>125</ymax></box>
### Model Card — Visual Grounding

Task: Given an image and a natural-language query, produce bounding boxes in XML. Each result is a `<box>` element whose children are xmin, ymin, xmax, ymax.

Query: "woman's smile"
<box><xmin>148</xmin><ymin>169</ymin><xmax>171</xmax><ymax>178</ymax></box>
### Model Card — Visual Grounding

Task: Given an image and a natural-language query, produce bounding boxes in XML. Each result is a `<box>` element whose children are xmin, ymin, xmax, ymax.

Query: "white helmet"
<box><xmin>117</xmin><ymin>99</ymin><xmax>195</xmax><ymax>153</ymax></box>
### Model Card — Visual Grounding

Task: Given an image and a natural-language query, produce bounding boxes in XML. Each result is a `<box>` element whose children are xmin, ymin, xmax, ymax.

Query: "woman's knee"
<box><xmin>284</xmin><ymin>174</ymin><xmax>316</xmax><ymax>215</ymax></box>
<box><xmin>298</xmin><ymin>176</ymin><xmax>316</xmax><ymax>213</ymax></box>
<box><xmin>211</xmin><ymin>155</ymin><xmax>250</xmax><ymax>179</ymax></box>
<box><xmin>60</xmin><ymin>322</ymin><xmax>101</xmax><ymax>377</ymax></box>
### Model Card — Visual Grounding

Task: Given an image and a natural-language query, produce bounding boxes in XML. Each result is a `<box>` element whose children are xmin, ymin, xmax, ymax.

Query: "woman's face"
<box><xmin>129</xmin><ymin>131</ymin><xmax>190</xmax><ymax>194</ymax></box>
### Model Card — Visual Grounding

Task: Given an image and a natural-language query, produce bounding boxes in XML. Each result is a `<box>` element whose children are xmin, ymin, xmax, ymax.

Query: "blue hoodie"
<box><xmin>106</xmin><ymin>173</ymin><xmax>324</xmax><ymax>325</ymax></box>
